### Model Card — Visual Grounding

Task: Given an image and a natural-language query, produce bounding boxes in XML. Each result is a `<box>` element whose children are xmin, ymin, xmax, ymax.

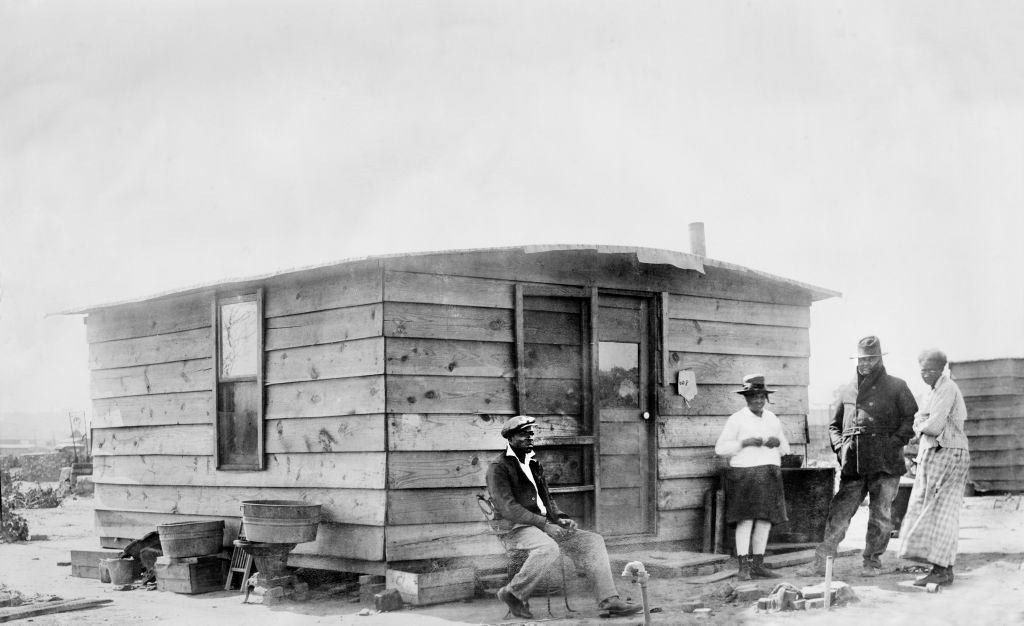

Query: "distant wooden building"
<box><xmin>65</xmin><ymin>244</ymin><xmax>838</xmax><ymax>574</ymax></box>
<box><xmin>949</xmin><ymin>358</ymin><xmax>1024</xmax><ymax>492</ymax></box>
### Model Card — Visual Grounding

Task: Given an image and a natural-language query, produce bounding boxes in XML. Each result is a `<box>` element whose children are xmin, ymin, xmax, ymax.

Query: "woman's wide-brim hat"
<box><xmin>850</xmin><ymin>335</ymin><xmax>888</xmax><ymax>359</ymax></box>
<box><xmin>735</xmin><ymin>374</ymin><xmax>776</xmax><ymax>396</ymax></box>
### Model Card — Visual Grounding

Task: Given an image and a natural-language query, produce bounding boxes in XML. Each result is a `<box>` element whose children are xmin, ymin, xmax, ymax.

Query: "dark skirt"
<box><xmin>724</xmin><ymin>465</ymin><xmax>788</xmax><ymax>524</ymax></box>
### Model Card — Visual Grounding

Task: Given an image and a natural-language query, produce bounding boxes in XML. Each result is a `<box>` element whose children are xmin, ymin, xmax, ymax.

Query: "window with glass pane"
<box><xmin>215</xmin><ymin>292</ymin><xmax>264</xmax><ymax>470</ymax></box>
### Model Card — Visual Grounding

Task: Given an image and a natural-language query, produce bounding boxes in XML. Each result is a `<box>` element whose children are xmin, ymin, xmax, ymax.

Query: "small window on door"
<box><xmin>215</xmin><ymin>291</ymin><xmax>264</xmax><ymax>470</ymax></box>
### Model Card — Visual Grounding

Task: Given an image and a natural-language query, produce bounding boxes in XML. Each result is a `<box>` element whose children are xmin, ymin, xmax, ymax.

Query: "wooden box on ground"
<box><xmin>70</xmin><ymin>548</ymin><xmax>140</xmax><ymax>580</ymax></box>
<box><xmin>154</xmin><ymin>555</ymin><xmax>226</xmax><ymax>594</ymax></box>
<box><xmin>385</xmin><ymin>567</ymin><xmax>475</xmax><ymax>606</ymax></box>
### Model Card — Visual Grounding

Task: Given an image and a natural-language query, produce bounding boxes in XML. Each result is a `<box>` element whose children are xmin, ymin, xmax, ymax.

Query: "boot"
<box><xmin>913</xmin><ymin>564</ymin><xmax>954</xmax><ymax>587</ymax></box>
<box><xmin>736</xmin><ymin>555</ymin><xmax>752</xmax><ymax>581</ymax></box>
<box><xmin>750</xmin><ymin>554</ymin><xmax>780</xmax><ymax>579</ymax></box>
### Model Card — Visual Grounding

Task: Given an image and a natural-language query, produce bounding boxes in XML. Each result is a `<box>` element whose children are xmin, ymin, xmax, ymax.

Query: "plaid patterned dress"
<box><xmin>897</xmin><ymin>446</ymin><xmax>970</xmax><ymax>567</ymax></box>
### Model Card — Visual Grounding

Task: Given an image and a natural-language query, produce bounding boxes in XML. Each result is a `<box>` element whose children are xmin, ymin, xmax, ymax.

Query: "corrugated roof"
<box><xmin>57</xmin><ymin>244</ymin><xmax>840</xmax><ymax>314</ymax></box>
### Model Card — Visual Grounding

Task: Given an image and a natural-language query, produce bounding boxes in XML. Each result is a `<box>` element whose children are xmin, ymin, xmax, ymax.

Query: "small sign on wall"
<box><xmin>677</xmin><ymin>369</ymin><xmax>697</xmax><ymax>406</ymax></box>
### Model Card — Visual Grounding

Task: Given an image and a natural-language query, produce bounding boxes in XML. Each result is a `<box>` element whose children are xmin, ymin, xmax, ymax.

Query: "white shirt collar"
<box><xmin>505</xmin><ymin>442</ymin><xmax>536</xmax><ymax>463</ymax></box>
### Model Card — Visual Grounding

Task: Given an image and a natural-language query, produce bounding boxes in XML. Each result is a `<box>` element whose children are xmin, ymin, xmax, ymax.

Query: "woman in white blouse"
<box><xmin>715</xmin><ymin>374</ymin><xmax>791</xmax><ymax>580</ymax></box>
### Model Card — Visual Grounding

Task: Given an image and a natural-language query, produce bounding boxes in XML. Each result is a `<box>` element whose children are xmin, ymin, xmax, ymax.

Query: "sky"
<box><xmin>1</xmin><ymin>1</ymin><xmax>1022</xmax><ymax>436</ymax></box>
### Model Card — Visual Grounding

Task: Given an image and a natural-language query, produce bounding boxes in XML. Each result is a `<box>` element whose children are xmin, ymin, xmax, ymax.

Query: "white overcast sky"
<box><xmin>1</xmin><ymin>1</ymin><xmax>1022</xmax><ymax>424</ymax></box>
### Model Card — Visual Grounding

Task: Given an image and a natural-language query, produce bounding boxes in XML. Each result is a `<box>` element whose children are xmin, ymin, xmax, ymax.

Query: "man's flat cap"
<box><xmin>501</xmin><ymin>415</ymin><xmax>536</xmax><ymax>438</ymax></box>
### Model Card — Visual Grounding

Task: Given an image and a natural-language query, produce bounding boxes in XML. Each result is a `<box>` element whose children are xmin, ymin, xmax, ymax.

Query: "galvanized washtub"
<box><xmin>240</xmin><ymin>500</ymin><xmax>321</xmax><ymax>544</ymax></box>
<box><xmin>157</xmin><ymin>520</ymin><xmax>224</xmax><ymax>558</ymax></box>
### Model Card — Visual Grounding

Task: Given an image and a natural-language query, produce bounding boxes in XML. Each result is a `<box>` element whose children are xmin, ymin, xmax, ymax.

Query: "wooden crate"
<box><xmin>70</xmin><ymin>548</ymin><xmax>139</xmax><ymax>580</ymax></box>
<box><xmin>154</xmin><ymin>555</ymin><xmax>226</xmax><ymax>594</ymax></box>
<box><xmin>385</xmin><ymin>566</ymin><xmax>475</xmax><ymax>606</ymax></box>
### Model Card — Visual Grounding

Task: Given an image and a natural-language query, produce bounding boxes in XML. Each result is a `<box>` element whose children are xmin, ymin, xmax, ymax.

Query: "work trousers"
<box><xmin>816</xmin><ymin>471</ymin><xmax>900</xmax><ymax>567</ymax></box>
<box><xmin>501</xmin><ymin>526</ymin><xmax>617</xmax><ymax>604</ymax></box>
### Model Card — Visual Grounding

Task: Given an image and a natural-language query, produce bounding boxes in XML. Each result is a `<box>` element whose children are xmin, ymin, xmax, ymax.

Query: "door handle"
<box><xmin>642</xmin><ymin>412</ymin><xmax>650</xmax><ymax>420</ymax></box>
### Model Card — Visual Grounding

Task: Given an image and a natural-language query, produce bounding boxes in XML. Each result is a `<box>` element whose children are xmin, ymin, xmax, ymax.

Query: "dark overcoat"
<box><xmin>485</xmin><ymin>452</ymin><xmax>567</xmax><ymax>533</ymax></box>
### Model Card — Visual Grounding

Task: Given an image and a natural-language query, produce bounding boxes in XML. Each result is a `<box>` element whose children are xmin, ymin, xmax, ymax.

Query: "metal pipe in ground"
<box><xmin>824</xmin><ymin>556</ymin><xmax>834</xmax><ymax>611</ymax></box>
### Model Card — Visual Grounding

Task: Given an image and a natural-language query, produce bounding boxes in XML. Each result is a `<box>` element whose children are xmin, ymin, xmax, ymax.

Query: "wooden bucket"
<box><xmin>102</xmin><ymin>557</ymin><xmax>135</xmax><ymax>585</ymax></box>
<box><xmin>240</xmin><ymin>500</ymin><xmax>321</xmax><ymax>544</ymax></box>
<box><xmin>157</xmin><ymin>520</ymin><xmax>224</xmax><ymax>558</ymax></box>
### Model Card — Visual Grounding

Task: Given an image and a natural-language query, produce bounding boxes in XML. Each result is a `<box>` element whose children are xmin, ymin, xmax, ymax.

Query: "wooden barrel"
<box><xmin>157</xmin><ymin>520</ymin><xmax>224</xmax><ymax>558</ymax></box>
<box><xmin>241</xmin><ymin>500</ymin><xmax>321</xmax><ymax>544</ymax></box>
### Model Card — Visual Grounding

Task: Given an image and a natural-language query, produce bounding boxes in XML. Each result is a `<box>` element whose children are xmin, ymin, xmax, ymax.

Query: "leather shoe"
<box><xmin>497</xmin><ymin>587</ymin><xmax>533</xmax><ymax>619</ymax></box>
<box><xmin>913</xmin><ymin>565</ymin><xmax>953</xmax><ymax>587</ymax></box>
<box><xmin>599</xmin><ymin>596</ymin><xmax>643</xmax><ymax>616</ymax></box>
<box><xmin>861</xmin><ymin>564</ymin><xmax>883</xmax><ymax>577</ymax></box>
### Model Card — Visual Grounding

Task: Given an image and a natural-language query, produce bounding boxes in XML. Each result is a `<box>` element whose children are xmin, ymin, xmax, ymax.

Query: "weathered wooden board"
<box><xmin>966</xmin><ymin>450</ymin><xmax>1023</xmax><ymax>467</ymax></box>
<box><xmin>600</xmin><ymin>423</ymin><xmax>641</xmax><ymax>455</ymax></box>
<box><xmin>384</xmin><ymin>271</ymin><xmax>513</xmax><ymax>309</ymax></box>
<box><xmin>92</xmin><ymin>424</ymin><xmax>211</xmax><ymax>456</ymax></box>
<box><xmin>384</xmin><ymin>302</ymin><xmax>514</xmax><ymax>342</ymax></box>
<box><xmin>658</xmin><ymin>385</ymin><xmax>807</xmax><ymax>416</ymax></box>
<box><xmin>969</xmin><ymin>465</ymin><xmax>1024</xmax><ymax>481</ymax></box>
<box><xmin>385</xmin><ymin>376</ymin><xmax>515</xmax><ymax>414</ymax></box>
<box><xmin>596</xmin><ymin>306</ymin><xmax>643</xmax><ymax>343</ymax></box>
<box><xmin>265</xmin><ymin>303</ymin><xmax>382</xmax><ymax>351</ymax></box>
<box><xmin>388</xmin><ymin>451</ymin><xmax>492</xmax><ymax>489</ymax></box>
<box><xmin>287</xmin><ymin>554</ymin><xmax>385</xmax><ymax>576</ymax></box>
<box><xmin>265</xmin><ymin>375</ymin><xmax>385</xmax><ymax>418</ymax></box>
<box><xmin>385</xmin><ymin>337</ymin><xmax>514</xmax><ymax>378</ymax></box>
<box><xmin>263</xmin><ymin>265</ymin><xmax>382</xmax><ymax>317</ymax></box>
<box><xmin>654</xmin><ymin>508</ymin><xmax>704</xmax><ymax>542</ymax></box>
<box><xmin>89</xmin><ymin>327</ymin><xmax>211</xmax><ymax>370</ymax></box>
<box><xmin>964</xmin><ymin>395</ymin><xmax>1024</xmax><ymax>419</ymax></box>
<box><xmin>965</xmin><ymin>435</ymin><xmax>1024</xmax><ymax>452</ymax></box>
<box><xmin>94</xmin><ymin>484</ymin><xmax>386</xmax><ymax>525</ymax></box>
<box><xmin>381</xmin><ymin>250</ymin><xmax>814</xmax><ymax>306</ymax></box>
<box><xmin>665</xmin><ymin>353</ymin><xmax>809</xmax><ymax>386</ymax></box>
<box><xmin>658</xmin><ymin>447</ymin><xmax>726</xmax><ymax>479</ymax></box>
<box><xmin>520</xmin><ymin>378</ymin><xmax>582</xmax><ymax>416</ymax></box>
<box><xmin>522</xmin><ymin>309</ymin><xmax>582</xmax><ymax>346</ymax></box>
<box><xmin>86</xmin><ymin>293</ymin><xmax>211</xmax><ymax>343</ymax></box>
<box><xmin>971</xmin><ymin>480</ymin><xmax>1024</xmax><ymax>492</ymax></box>
<box><xmin>524</xmin><ymin>343</ymin><xmax>584</xmax><ymax>379</ymax></box>
<box><xmin>950</xmin><ymin>359</ymin><xmax>1024</xmax><ymax>380</ymax></box>
<box><xmin>386</xmin><ymin>487</ymin><xmax>489</xmax><ymax>525</ymax></box>
<box><xmin>658</xmin><ymin>414</ymin><xmax>808</xmax><ymax>447</ymax></box>
<box><xmin>266</xmin><ymin>414</ymin><xmax>385</xmax><ymax>453</ymax></box>
<box><xmin>265</xmin><ymin>337</ymin><xmax>384</xmax><ymax>384</ymax></box>
<box><xmin>965</xmin><ymin>418</ymin><xmax>1024</xmax><ymax>436</ymax></box>
<box><xmin>666</xmin><ymin>320</ymin><xmax>810</xmax><ymax>357</ymax></box>
<box><xmin>956</xmin><ymin>377</ymin><xmax>1024</xmax><ymax>397</ymax></box>
<box><xmin>90</xmin><ymin>359</ymin><xmax>213</xmax><ymax>399</ymax></box>
<box><xmin>93</xmin><ymin>452</ymin><xmax>386</xmax><ymax>489</ymax></box>
<box><xmin>92</xmin><ymin>391</ymin><xmax>212</xmax><ymax>428</ymax></box>
<box><xmin>658</xmin><ymin>477</ymin><xmax>717</xmax><ymax>511</ymax></box>
<box><xmin>385</xmin><ymin>521</ymin><xmax>500</xmax><ymax>561</ymax></box>
<box><xmin>667</xmin><ymin>294</ymin><xmax>810</xmax><ymax>328</ymax></box>
<box><xmin>387</xmin><ymin>413</ymin><xmax>566</xmax><ymax>452</ymax></box>
<box><xmin>599</xmin><ymin>454</ymin><xmax>644</xmax><ymax>488</ymax></box>
<box><xmin>599</xmin><ymin>487</ymin><xmax>646</xmax><ymax>535</ymax></box>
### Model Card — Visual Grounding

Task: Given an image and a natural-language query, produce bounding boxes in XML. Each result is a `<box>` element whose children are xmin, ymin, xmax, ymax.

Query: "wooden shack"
<box><xmin>949</xmin><ymin>358</ymin><xmax>1024</xmax><ymax>492</ymax></box>
<box><xmin>66</xmin><ymin>244</ymin><xmax>838</xmax><ymax>574</ymax></box>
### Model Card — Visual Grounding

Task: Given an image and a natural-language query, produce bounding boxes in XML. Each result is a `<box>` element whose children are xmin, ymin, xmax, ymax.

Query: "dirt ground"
<box><xmin>1</xmin><ymin>494</ymin><xmax>1023</xmax><ymax>625</ymax></box>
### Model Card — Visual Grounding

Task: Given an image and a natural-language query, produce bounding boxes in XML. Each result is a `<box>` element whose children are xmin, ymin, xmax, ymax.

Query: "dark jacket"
<box><xmin>485</xmin><ymin>451</ymin><xmax>567</xmax><ymax>533</ymax></box>
<box><xmin>829</xmin><ymin>365</ymin><xmax>918</xmax><ymax>477</ymax></box>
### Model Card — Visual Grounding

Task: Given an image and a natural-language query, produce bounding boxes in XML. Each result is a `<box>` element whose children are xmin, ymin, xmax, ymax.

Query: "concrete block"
<box><xmin>733</xmin><ymin>583</ymin><xmax>766</xmax><ymax>602</ymax></box>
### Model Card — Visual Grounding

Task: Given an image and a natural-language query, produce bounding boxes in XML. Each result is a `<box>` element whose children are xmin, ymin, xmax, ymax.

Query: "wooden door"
<box><xmin>595</xmin><ymin>295</ymin><xmax>653</xmax><ymax>536</ymax></box>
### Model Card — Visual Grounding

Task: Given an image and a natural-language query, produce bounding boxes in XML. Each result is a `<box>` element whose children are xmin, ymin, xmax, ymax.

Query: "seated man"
<box><xmin>486</xmin><ymin>415</ymin><xmax>642</xmax><ymax>619</ymax></box>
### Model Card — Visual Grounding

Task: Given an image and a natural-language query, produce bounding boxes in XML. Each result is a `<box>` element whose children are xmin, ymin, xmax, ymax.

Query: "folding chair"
<box><xmin>477</xmin><ymin>493</ymin><xmax>575</xmax><ymax>619</ymax></box>
<box><xmin>225</xmin><ymin>521</ymin><xmax>255</xmax><ymax>592</ymax></box>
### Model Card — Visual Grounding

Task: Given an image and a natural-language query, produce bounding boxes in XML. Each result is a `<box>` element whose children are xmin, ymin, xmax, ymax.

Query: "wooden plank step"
<box><xmin>764</xmin><ymin>547</ymin><xmax>859</xmax><ymax>569</ymax></box>
<box><xmin>608</xmin><ymin>550</ymin><xmax>731</xmax><ymax>578</ymax></box>
<box><xmin>0</xmin><ymin>599</ymin><xmax>112</xmax><ymax>623</ymax></box>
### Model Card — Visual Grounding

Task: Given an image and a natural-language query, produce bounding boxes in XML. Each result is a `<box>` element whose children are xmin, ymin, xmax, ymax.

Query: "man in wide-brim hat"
<box><xmin>485</xmin><ymin>415</ymin><xmax>642</xmax><ymax>619</ymax></box>
<box><xmin>798</xmin><ymin>336</ymin><xmax>918</xmax><ymax>578</ymax></box>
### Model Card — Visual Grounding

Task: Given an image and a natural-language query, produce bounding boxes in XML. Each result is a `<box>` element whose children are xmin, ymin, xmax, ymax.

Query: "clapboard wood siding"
<box><xmin>95</xmin><ymin>483</ymin><xmax>385</xmax><ymax>525</ymax></box>
<box><xmin>386</xmin><ymin>488</ymin><xmax>489</xmax><ymax>525</ymax></box>
<box><xmin>384</xmin><ymin>302</ymin><xmax>514</xmax><ymax>342</ymax></box>
<box><xmin>86</xmin><ymin>294</ymin><xmax>211</xmax><ymax>343</ymax></box>
<box><xmin>265</xmin><ymin>376</ymin><xmax>385</xmax><ymax>417</ymax></box>
<box><xmin>89</xmin><ymin>328</ymin><xmax>211</xmax><ymax>370</ymax></box>
<box><xmin>951</xmin><ymin>358</ymin><xmax>1024</xmax><ymax>491</ymax></box>
<box><xmin>667</xmin><ymin>295</ymin><xmax>809</xmax><ymax>328</ymax></box>
<box><xmin>265</xmin><ymin>304</ymin><xmax>382</xmax><ymax>351</ymax></box>
<box><xmin>266</xmin><ymin>415</ymin><xmax>385</xmax><ymax>453</ymax></box>
<box><xmin>385</xmin><ymin>376</ymin><xmax>515</xmax><ymax>414</ymax></box>
<box><xmin>93</xmin><ymin>424</ymin><xmax>211</xmax><ymax>456</ymax></box>
<box><xmin>666</xmin><ymin>320</ymin><xmax>810</xmax><ymax>357</ymax></box>
<box><xmin>658</xmin><ymin>414</ymin><xmax>807</xmax><ymax>448</ymax></box>
<box><xmin>264</xmin><ymin>337</ymin><xmax>384</xmax><ymax>384</ymax></box>
<box><xmin>93</xmin><ymin>453</ymin><xmax>386</xmax><ymax>489</ymax></box>
<box><xmin>263</xmin><ymin>264</ymin><xmax>382</xmax><ymax>317</ymax></box>
<box><xmin>92</xmin><ymin>391</ymin><xmax>212</xmax><ymax>428</ymax></box>
<box><xmin>657</xmin><ymin>477</ymin><xmax>717</xmax><ymax>510</ymax></box>
<box><xmin>385</xmin><ymin>338</ymin><xmax>514</xmax><ymax>378</ymax></box>
<box><xmin>386</xmin><ymin>522</ymin><xmax>500</xmax><ymax>561</ymax></box>
<box><xmin>90</xmin><ymin>359</ymin><xmax>213</xmax><ymax>399</ymax></box>
<box><xmin>665</xmin><ymin>353</ymin><xmax>808</xmax><ymax>386</ymax></box>
<box><xmin>384</xmin><ymin>270</ymin><xmax>513</xmax><ymax>309</ymax></box>
<box><xmin>658</xmin><ymin>385</ymin><xmax>808</xmax><ymax>416</ymax></box>
<box><xmin>387</xmin><ymin>414</ymin><xmax>532</xmax><ymax>452</ymax></box>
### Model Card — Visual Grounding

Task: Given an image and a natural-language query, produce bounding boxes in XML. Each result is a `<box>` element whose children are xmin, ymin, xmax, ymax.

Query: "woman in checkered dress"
<box><xmin>898</xmin><ymin>349</ymin><xmax>971</xmax><ymax>587</ymax></box>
